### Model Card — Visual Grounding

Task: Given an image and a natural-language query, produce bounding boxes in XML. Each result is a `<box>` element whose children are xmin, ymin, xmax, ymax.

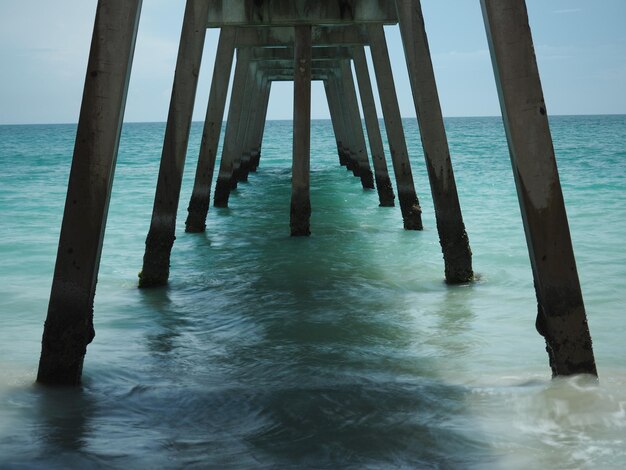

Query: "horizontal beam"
<box><xmin>259</xmin><ymin>66</ymin><xmax>339</xmax><ymax>73</ymax></box>
<box><xmin>207</xmin><ymin>0</ymin><xmax>398</xmax><ymax>27</ymax></box>
<box><xmin>255</xmin><ymin>64</ymin><xmax>340</xmax><ymax>81</ymax></box>
<box><xmin>245</xmin><ymin>46</ymin><xmax>353</xmax><ymax>61</ymax></box>
<box><xmin>235</xmin><ymin>25</ymin><xmax>370</xmax><ymax>46</ymax></box>
<box><xmin>268</xmin><ymin>75</ymin><xmax>330</xmax><ymax>82</ymax></box>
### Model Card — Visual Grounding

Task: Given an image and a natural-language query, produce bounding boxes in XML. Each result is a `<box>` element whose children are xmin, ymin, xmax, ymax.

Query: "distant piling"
<box><xmin>368</xmin><ymin>25</ymin><xmax>423</xmax><ymax>230</ymax></box>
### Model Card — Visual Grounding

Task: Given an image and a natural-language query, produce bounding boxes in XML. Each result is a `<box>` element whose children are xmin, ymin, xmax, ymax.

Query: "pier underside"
<box><xmin>37</xmin><ymin>0</ymin><xmax>596</xmax><ymax>385</ymax></box>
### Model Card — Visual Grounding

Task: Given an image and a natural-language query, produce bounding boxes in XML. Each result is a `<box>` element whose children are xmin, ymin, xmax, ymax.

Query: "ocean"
<box><xmin>0</xmin><ymin>115</ymin><xmax>625</xmax><ymax>468</ymax></box>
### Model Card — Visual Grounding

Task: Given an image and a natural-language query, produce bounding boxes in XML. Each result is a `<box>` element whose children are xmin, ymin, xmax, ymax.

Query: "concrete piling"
<box><xmin>213</xmin><ymin>49</ymin><xmax>251</xmax><ymax>208</ymax></box>
<box><xmin>238</xmin><ymin>72</ymin><xmax>266</xmax><ymax>181</ymax></box>
<box><xmin>368</xmin><ymin>24</ymin><xmax>423</xmax><ymax>230</ymax></box>
<box><xmin>290</xmin><ymin>26</ymin><xmax>313</xmax><ymax>236</ymax></box>
<box><xmin>185</xmin><ymin>27</ymin><xmax>236</xmax><ymax>233</ymax></box>
<box><xmin>330</xmin><ymin>72</ymin><xmax>361</xmax><ymax>176</ymax></box>
<box><xmin>352</xmin><ymin>46</ymin><xmax>395</xmax><ymax>207</ymax></box>
<box><xmin>37</xmin><ymin>0</ymin><xmax>143</xmax><ymax>385</ymax></box>
<box><xmin>250</xmin><ymin>80</ymin><xmax>271</xmax><ymax>172</ymax></box>
<box><xmin>339</xmin><ymin>60</ymin><xmax>375</xmax><ymax>190</ymax></box>
<box><xmin>481</xmin><ymin>0</ymin><xmax>597</xmax><ymax>376</ymax></box>
<box><xmin>231</xmin><ymin>64</ymin><xmax>259</xmax><ymax>186</ymax></box>
<box><xmin>325</xmin><ymin>76</ymin><xmax>352</xmax><ymax>168</ymax></box>
<box><xmin>323</xmin><ymin>78</ymin><xmax>349</xmax><ymax>166</ymax></box>
<box><xmin>138</xmin><ymin>0</ymin><xmax>210</xmax><ymax>288</ymax></box>
<box><xmin>396</xmin><ymin>0</ymin><xmax>473</xmax><ymax>282</ymax></box>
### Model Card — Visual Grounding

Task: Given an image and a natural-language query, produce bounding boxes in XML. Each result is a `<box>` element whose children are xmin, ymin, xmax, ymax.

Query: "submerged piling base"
<box><xmin>375</xmin><ymin>174</ymin><xmax>395</xmax><ymax>207</ymax></box>
<box><xmin>185</xmin><ymin>195</ymin><xmax>208</xmax><ymax>233</ymax></box>
<box><xmin>360</xmin><ymin>170</ymin><xmax>375</xmax><ymax>189</ymax></box>
<box><xmin>38</xmin><ymin>306</ymin><xmax>95</xmax><ymax>386</ymax></box>
<box><xmin>290</xmin><ymin>193</ymin><xmax>312</xmax><ymax>237</ymax></box>
<box><xmin>345</xmin><ymin>153</ymin><xmax>360</xmax><ymax>176</ymax></box>
<box><xmin>249</xmin><ymin>150</ymin><xmax>260</xmax><ymax>172</ymax></box>
<box><xmin>398</xmin><ymin>192</ymin><xmax>423</xmax><ymax>230</ymax></box>
<box><xmin>213</xmin><ymin>177</ymin><xmax>232</xmax><ymax>208</ymax></box>
<box><xmin>535</xmin><ymin>303</ymin><xmax>596</xmax><ymax>377</ymax></box>
<box><xmin>138</xmin><ymin>230</ymin><xmax>175</xmax><ymax>288</ymax></box>
<box><xmin>438</xmin><ymin>221</ymin><xmax>473</xmax><ymax>283</ymax></box>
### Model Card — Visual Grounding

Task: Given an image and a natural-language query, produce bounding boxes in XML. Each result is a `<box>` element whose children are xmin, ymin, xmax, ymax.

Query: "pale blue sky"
<box><xmin>0</xmin><ymin>0</ymin><xmax>624</xmax><ymax>125</ymax></box>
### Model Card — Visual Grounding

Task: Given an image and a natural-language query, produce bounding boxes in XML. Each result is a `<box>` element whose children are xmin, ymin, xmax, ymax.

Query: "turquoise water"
<box><xmin>1</xmin><ymin>115</ymin><xmax>625</xmax><ymax>468</ymax></box>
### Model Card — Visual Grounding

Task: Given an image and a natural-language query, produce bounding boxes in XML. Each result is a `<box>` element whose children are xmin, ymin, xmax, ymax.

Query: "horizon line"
<box><xmin>1</xmin><ymin>112</ymin><xmax>624</xmax><ymax>127</ymax></box>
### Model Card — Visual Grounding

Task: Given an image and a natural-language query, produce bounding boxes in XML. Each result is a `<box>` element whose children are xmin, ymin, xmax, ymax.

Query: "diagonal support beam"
<box><xmin>230</xmin><ymin>66</ymin><xmax>261</xmax><ymax>186</ymax></box>
<box><xmin>213</xmin><ymin>49</ymin><xmax>252</xmax><ymax>207</ymax></box>
<box><xmin>481</xmin><ymin>0</ymin><xmax>596</xmax><ymax>376</ymax></box>
<box><xmin>352</xmin><ymin>45</ymin><xmax>395</xmax><ymax>206</ymax></box>
<box><xmin>329</xmin><ymin>71</ymin><xmax>361</xmax><ymax>176</ymax></box>
<box><xmin>248</xmin><ymin>79</ymin><xmax>272</xmax><ymax>172</ymax></box>
<box><xmin>186</xmin><ymin>27</ymin><xmax>237</xmax><ymax>233</ymax></box>
<box><xmin>339</xmin><ymin>60</ymin><xmax>375</xmax><ymax>189</ymax></box>
<box><xmin>139</xmin><ymin>0</ymin><xmax>210</xmax><ymax>287</ymax></box>
<box><xmin>324</xmin><ymin>76</ymin><xmax>350</xmax><ymax>166</ymax></box>
<box><xmin>37</xmin><ymin>0</ymin><xmax>143</xmax><ymax>385</ymax></box>
<box><xmin>396</xmin><ymin>0</ymin><xmax>473</xmax><ymax>283</ymax></box>
<box><xmin>238</xmin><ymin>74</ymin><xmax>269</xmax><ymax>180</ymax></box>
<box><xmin>368</xmin><ymin>24</ymin><xmax>422</xmax><ymax>230</ymax></box>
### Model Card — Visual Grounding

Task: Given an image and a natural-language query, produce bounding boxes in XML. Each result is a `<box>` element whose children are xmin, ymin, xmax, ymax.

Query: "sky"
<box><xmin>0</xmin><ymin>0</ymin><xmax>625</xmax><ymax>125</ymax></box>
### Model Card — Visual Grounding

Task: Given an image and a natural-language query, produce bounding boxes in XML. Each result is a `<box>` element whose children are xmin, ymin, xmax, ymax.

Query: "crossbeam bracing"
<box><xmin>206</xmin><ymin>0</ymin><xmax>397</xmax><ymax>27</ymax></box>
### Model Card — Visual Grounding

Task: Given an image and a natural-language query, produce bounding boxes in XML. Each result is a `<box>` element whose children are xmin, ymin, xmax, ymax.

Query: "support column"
<box><xmin>37</xmin><ymin>0</ymin><xmax>143</xmax><ymax>385</ymax></box>
<box><xmin>340</xmin><ymin>60</ymin><xmax>375</xmax><ymax>189</ymax></box>
<box><xmin>291</xmin><ymin>26</ymin><xmax>312</xmax><ymax>236</ymax></box>
<box><xmin>250</xmin><ymin>80</ymin><xmax>271</xmax><ymax>172</ymax></box>
<box><xmin>368</xmin><ymin>25</ymin><xmax>422</xmax><ymax>230</ymax></box>
<box><xmin>352</xmin><ymin>46</ymin><xmax>395</xmax><ymax>206</ymax></box>
<box><xmin>231</xmin><ymin>63</ymin><xmax>258</xmax><ymax>186</ymax></box>
<box><xmin>330</xmin><ymin>73</ymin><xmax>360</xmax><ymax>176</ymax></box>
<box><xmin>213</xmin><ymin>49</ymin><xmax>250</xmax><ymax>207</ymax></box>
<box><xmin>396</xmin><ymin>0</ymin><xmax>472</xmax><ymax>282</ymax></box>
<box><xmin>237</xmin><ymin>69</ymin><xmax>263</xmax><ymax>182</ymax></box>
<box><xmin>481</xmin><ymin>0</ymin><xmax>596</xmax><ymax>376</ymax></box>
<box><xmin>241</xmin><ymin>75</ymin><xmax>269</xmax><ymax>177</ymax></box>
<box><xmin>323</xmin><ymin>78</ymin><xmax>349</xmax><ymax>166</ymax></box>
<box><xmin>185</xmin><ymin>27</ymin><xmax>236</xmax><ymax>233</ymax></box>
<box><xmin>139</xmin><ymin>0</ymin><xmax>209</xmax><ymax>287</ymax></box>
<box><xmin>324</xmin><ymin>77</ymin><xmax>352</xmax><ymax>167</ymax></box>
